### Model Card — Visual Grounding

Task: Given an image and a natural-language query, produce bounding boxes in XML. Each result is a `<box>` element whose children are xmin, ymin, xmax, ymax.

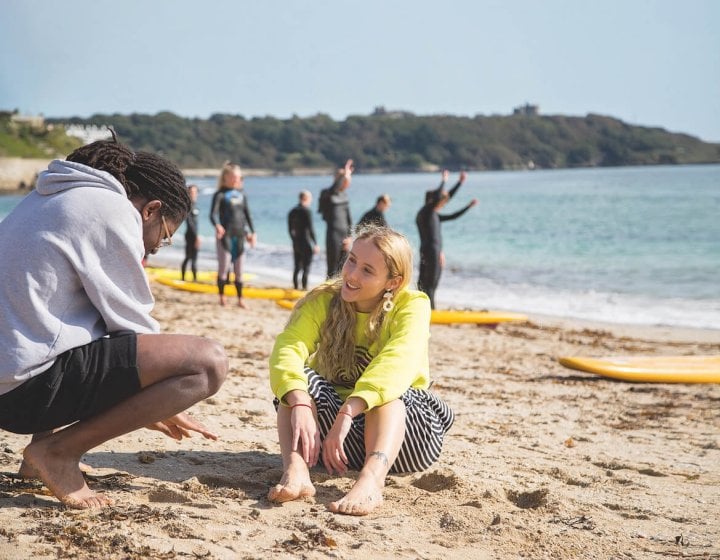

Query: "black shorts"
<box><xmin>0</xmin><ymin>331</ymin><xmax>141</xmax><ymax>434</ymax></box>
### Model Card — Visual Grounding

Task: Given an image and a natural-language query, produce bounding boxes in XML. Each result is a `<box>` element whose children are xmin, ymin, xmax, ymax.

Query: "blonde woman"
<box><xmin>209</xmin><ymin>162</ymin><xmax>257</xmax><ymax>307</ymax></box>
<box><xmin>268</xmin><ymin>225</ymin><xmax>454</xmax><ymax>515</ymax></box>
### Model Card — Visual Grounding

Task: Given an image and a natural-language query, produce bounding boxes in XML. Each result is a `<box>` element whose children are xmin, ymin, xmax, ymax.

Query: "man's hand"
<box><xmin>146</xmin><ymin>412</ymin><xmax>218</xmax><ymax>441</ymax></box>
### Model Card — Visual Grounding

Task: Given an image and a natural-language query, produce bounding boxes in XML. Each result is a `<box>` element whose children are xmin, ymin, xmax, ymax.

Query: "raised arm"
<box><xmin>438</xmin><ymin>198</ymin><xmax>478</xmax><ymax>222</ymax></box>
<box><xmin>446</xmin><ymin>171</ymin><xmax>467</xmax><ymax>200</ymax></box>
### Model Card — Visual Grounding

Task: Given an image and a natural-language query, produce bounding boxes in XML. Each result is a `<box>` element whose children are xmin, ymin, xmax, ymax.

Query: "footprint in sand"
<box><xmin>411</xmin><ymin>470</ymin><xmax>460</xmax><ymax>492</ymax></box>
<box><xmin>505</xmin><ymin>488</ymin><xmax>549</xmax><ymax>509</ymax></box>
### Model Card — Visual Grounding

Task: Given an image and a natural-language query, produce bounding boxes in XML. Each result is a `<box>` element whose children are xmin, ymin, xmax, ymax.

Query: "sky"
<box><xmin>1</xmin><ymin>0</ymin><xmax>719</xmax><ymax>142</ymax></box>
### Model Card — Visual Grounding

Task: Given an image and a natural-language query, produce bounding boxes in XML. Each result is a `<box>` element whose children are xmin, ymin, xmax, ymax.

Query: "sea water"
<box><xmin>1</xmin><ymin>164</ymin><xmax>718</xmax><ymax>329</ymax></box>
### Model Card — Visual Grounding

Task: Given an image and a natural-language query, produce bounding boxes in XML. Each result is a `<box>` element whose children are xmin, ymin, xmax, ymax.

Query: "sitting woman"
<box><xmin>268</xmin><ymin>225</ymin><xmax>454</xmax><ymax>516</ymax></box>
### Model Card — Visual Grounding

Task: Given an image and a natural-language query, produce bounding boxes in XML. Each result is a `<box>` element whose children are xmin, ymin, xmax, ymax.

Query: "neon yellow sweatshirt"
<box><xmin>269</xmin><ymin>289</ymin><xmax>431</xmax><ymax>410</ymax></box>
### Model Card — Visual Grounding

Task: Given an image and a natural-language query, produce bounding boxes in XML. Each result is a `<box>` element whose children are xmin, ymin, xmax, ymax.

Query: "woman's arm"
<box><xmin>269</xmin><ymin>295</ymin><xmax>327</xmax><ymax>402</ymax></box>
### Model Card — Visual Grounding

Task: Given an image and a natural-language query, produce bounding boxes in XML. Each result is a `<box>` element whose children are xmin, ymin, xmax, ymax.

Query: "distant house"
<box><xmin>372</xmin><ymin>106</ymin><xmax>414</xmax><ymax>119</ymax></box>
<box><xmin>513</xmin><ymin>103</ymin><xmax>539</xmax><ymax>116</ymax></box>
<box><xmin>10</xmin><ymin>113</ymin><xmax>45</xmax><ymax>129</ymax></box>
<box><xmin>64</xmin><ymin>124</ymin><xmax>113</xmax><ymax>145</ymax></box>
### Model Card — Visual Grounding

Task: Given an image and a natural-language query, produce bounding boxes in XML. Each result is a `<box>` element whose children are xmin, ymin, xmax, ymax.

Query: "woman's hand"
<box><xmin>322</xmin><ymin>412</ymin><xmax>353</xmax><ymax>475</ymax></box>
<box><xmin>215</xmin><ymin>224</ymin><xmax>226</xmax><ymax>239</ymax></box>
<box><xmin>290</xmin><ymin>405</ymin><xmax>321</xmax><ymax>466</ymax></box>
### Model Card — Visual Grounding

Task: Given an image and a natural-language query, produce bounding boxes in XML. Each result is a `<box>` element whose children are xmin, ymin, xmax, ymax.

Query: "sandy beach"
<box><xmin>1</xmin><ymin>278</ymin><xmax>718</xmax><ymax>559</ymax></box>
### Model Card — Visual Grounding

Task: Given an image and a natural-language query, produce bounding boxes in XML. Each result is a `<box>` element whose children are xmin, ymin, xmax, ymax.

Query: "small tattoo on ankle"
<box><xmin>369</xmin><ymin>451</ymin><xmax>388</xmax><ymax>466</ymax></box>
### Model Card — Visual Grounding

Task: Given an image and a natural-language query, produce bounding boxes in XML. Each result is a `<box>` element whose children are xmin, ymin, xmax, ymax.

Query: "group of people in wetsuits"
<box><xmin>180</xmin><ymin>159</ymin><xmax>477</xmax><ymax>308</ymax></box>
<box><xmin>287</xmin><ymin>161</ymin><xmax>477</xmax><ymax>307</ymax></box>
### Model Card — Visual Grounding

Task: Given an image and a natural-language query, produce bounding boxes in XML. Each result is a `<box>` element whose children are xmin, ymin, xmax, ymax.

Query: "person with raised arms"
<box><xmin>318</xmin><ymin>158</ymin><xmax>354</xmax><ymax>278</ymax></box>
<box><xmin>416</xmin><ymin>170</ymin><xmax>478</xmax><ymax>309</ymax></box>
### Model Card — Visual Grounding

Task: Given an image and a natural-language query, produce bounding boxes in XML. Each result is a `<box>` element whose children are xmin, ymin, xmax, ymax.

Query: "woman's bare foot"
<box><xmin>328</xmin><ymin>473</ymin><xmax>384</xmax><ymax>516</ymax></box>
<box><xmin>237</xmin><ymin>298</ymin><xmax>247</xmax><ymax>309</ymax></box>
<box><xmin>23</xmin><ymin>441</ymin><xmax>112</xmax><ymax>509</ymax></box>
<box><xmin>18</xmin><ymin>459</ymin><xmax>93</xmax><ymax>480</ymax></box>
<box><xmin>268</xmin><ymin>467</ymin><xmax>316</xmax><ymax>503</ymax></box>
<box><xmin>219</xmin><ymin>295</ymin><xmax>227</xmax><ymax>306</ymax></box>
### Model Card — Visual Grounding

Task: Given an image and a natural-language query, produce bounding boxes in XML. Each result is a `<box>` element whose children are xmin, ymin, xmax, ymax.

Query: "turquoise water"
<box><xmin>2</xmin><ymin>164</ymin><xmax>719</xmax><ymax>328</ymax></box>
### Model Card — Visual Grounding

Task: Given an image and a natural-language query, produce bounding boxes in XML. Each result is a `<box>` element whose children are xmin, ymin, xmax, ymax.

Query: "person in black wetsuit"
<box><xmin>209</xmin><ymin>162</ymin><xmax>257</xmax><ymax>308</ymax></box>
<box><xmin>288</xmin><ymin>190</ymin><xmax>319</xmax><ymax>290</ymax></box>
<box><xmin>357</xmin><ymin>194</ymin><xmax>391</xmax><ymax>228</ymax></box>
<box><xmin>416</xmin><ymin>170</ymin><xmax>477</xmax><ymax>309</ymax></box>
<box><xmin>318</xmin><ymin>158</ymin><xmax>354</xmax><ymax>278</ymax></box>
<box><xmin>181</xmin><ymin>184</ymin><xmax>200</xmax><ymax>281</ymax></box>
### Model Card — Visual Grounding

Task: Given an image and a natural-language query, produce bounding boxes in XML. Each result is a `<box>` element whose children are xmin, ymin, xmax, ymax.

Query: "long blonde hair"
<box><xmin>290</xmin><ymin>225</ymin><xmax>413</xmax><ymax>383</ymax></box>
<box><xmin>217</xmin><ymin>161</ymin><xmax>242</xmax><ymax>189</ymax></box>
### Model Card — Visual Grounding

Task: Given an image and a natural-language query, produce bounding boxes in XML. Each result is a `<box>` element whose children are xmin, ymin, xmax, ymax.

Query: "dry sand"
<box><xmin>1</xmin><ymin>280</ymin><xmax>718</xmax><ymax>559</ymax></box>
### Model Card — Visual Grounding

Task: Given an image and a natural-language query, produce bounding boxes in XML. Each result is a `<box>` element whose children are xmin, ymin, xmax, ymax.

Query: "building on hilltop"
<box><xmin>513</xmin><ymin>103</ymin><xmax>539</xmax><ymax>116</ymax></box>
<box><xmin>64</xmin><ymin>124</ymin><xmax>113</xmax><ymax>145</ymax></box>
<box><xmin>9</xmin><ymin>112</ymin><xmax>46</xmax><ymax>129</ymax></box>
<box><xmin>372</xmin><ymin>106</ymin><xmax>414</xmax><ymax>119</ymax></box>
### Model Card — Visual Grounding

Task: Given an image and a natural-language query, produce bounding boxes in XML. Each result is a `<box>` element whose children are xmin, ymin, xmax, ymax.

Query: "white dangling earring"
<box><xmin>382</xmin><ymin>290</ymin><xmax>394</xmax><ymax>312</ymax></box>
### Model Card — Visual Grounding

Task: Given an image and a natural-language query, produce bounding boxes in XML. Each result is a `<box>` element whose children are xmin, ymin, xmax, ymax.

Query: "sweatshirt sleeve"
<box><xmin>349</xmin><ymin>292</ymin><xmax>431</xmax><ymax>410</ymax></box>
<box><xmin>269</xmin><ymin>294</ymin><xmax>328</xmax><ymax>402</ymax></box>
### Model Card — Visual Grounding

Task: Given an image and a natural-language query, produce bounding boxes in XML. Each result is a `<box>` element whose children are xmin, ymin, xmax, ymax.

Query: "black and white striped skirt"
<box><xmin>275</xmin><ymin>367</ymin><xmax>455</xmax><ymax>473</ymax></box>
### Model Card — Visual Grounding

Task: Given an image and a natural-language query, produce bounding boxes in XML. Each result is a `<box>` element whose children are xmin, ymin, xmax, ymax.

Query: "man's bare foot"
<box><xmin>23</xmin><ymin>442</ymin><xmax>112</xmax><ymax>509</ymax></box>
<box><xmin>328</xmin><ymin>474</ymin><xmax>383</xmax><ymax>516</ymax></box>
<box><xmin>268</xmin><ymin>469</ymin><xmax>316</xmax><ymax>503</ymax></box>
<box><xmin>237</xmin><ymin>298</ymin><xmax>247</xmax><ymax>309</ymax></box>
<box><xmin>219</xmin><ymin>295</ymin><xmax>227</xmax><ymax>306</ymax></box>
<box><xmin>18</xmin><ymin>459</ymin><xmax>92</xmax><ymax>480</ymax></box>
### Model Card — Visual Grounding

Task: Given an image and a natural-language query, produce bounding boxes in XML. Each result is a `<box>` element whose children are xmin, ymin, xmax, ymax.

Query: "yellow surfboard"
<box><xmin>558</xmin><ymin>355</ymin><xmax>720</xmax><ymax>383</ymax></box>
<box><xmin>145</xmin><ymin>266</ymin><xmax>255</xmax><ymax>283</ymax></box>
<box><xmin>430</xmin><ymin>309</ymin><xmax>528</xmax><ymax>325</ymax></box>
<box><xmin>153</xmin><ymin>276</ymin><xmax>305</xmax><ymax>300</ymax></box>
<box><xmin>275</xmin><ymin>299</ymin><xmax>527</xmax><ymax>325</ymax></box>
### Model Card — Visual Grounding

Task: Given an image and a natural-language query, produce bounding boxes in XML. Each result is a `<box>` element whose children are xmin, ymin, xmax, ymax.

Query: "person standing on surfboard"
<box><xmin>209</xmin><ymin>162</ymin><xmax>257</xmax><ymax>308</ymax></box>
<box><xmin>415</xmin><ymin>170</ymin><xmax>477</xmax><ymax>309</ymax></box>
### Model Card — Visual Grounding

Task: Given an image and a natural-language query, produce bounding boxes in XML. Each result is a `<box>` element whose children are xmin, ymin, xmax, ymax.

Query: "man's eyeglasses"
<box><xmin>159</xmin><ymin>215</ymin><xmax>173</xmax><ymax>247</ymax></box>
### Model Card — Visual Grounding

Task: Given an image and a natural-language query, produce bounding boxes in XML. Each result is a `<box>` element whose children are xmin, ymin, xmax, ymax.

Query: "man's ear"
<box><xmin>141</xmin><ymin>200</ymin><xmax>163</xmax><ymax>221</ymax></box>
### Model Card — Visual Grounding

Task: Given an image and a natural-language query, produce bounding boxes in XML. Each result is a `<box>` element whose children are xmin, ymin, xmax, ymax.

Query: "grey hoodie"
<box><xmin>0</xmin><ymin>159</ymin><xmax>159</xmax><ymax>395</ymax></box>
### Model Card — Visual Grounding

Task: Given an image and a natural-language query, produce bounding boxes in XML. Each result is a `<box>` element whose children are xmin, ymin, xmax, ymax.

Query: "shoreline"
<box><xmin>144</xmin><ymin>255</ymin><xmax>720</xmax><ymax>340</ymax></box>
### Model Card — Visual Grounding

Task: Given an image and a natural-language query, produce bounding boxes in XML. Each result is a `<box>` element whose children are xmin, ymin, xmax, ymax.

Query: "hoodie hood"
<box><xmin>35</xmin><ymin>159</ymin><xmax>127</xmax><ymax>197</ymax></box>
